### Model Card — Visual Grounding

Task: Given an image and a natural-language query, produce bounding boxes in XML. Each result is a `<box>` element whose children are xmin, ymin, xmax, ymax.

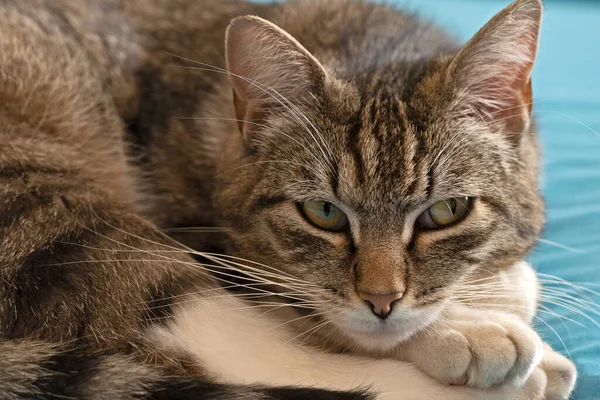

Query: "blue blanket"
<box><xmin>398</xmin><ymin>1</ymin><xmax>600</xmax><ymax>397</ymax></box>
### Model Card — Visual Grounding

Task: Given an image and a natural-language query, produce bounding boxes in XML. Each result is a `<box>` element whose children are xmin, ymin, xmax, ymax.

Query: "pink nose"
<box><xmin>359</xmin><ymin>291</ymin><xmax>404</xmax><ymax>319</ymax></box>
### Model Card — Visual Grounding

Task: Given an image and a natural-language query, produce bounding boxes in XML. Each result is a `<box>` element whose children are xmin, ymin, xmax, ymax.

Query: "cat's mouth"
<box><xmin>334</xmin><ymin>306</ymin><xmax>441</xmax><ymax>351</ymax></box>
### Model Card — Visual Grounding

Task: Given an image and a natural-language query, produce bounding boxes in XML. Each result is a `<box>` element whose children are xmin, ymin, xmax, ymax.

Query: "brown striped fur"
<box><xmin>0</xmin><ymin>0</ymin><xmax>576</xmax><ymax>398</ymax></box>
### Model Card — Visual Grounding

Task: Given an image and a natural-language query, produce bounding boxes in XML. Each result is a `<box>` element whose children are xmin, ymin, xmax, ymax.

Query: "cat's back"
<box><xmin>123</xmin><ymin>0</ymin><xmax>455</xmax><ymax>57</ymax></box>
<box><xmin>122</xmin><ymin>0</ymin><xmax>458</xmax><ymax>83</ymax></box>
<box><xmin>267</xmin><ymin>0</ymin><xmax>459</xmax><ymax>76</ymax></box>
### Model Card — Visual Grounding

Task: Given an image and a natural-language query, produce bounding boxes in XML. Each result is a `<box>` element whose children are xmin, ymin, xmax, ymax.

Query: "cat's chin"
<box><xmin>342</xmin><ymin>327</ymin><xmax>418</xmax><ymax>352</ymax></box>
<box><xmin>334</xmin><ymin>307</ymin><xmax>441</xmax><ymax>352</ymax></box>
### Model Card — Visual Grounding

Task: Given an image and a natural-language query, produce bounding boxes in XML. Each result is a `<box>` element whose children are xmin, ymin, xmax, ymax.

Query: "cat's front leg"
<box><xmin>152</xmin><ymin>295</ymin><xmax>552</xmax><ymax>400</ymax></box>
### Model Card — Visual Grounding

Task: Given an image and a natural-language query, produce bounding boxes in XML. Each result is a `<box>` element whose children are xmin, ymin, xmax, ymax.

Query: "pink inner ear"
<box><xmin>233</xmin><ymin>89</ymin><xmax>270</xmax><ymax>138</ymax></box>
<box><xmin>226</xmin><ymin>30</ymin><xmax>254</xmax><ymax>104</ymax></box>
<box><xmin>225</xmin><ymin>16</ymin><xmax>327</xmax><ymax>138</ymax></box>
<box><xmin>225</xmin><ymin>16</ymin><xmax>325</xmax><ymax>103</ymax></box>
<box><xmin>448</xmin><ymin>0</ymin><xmax>542</xmax><ymax>133</ymax></box>
<box><xmin>474</xmin><ymin>64</ymin><xmax>533</xmax><ymax>128</ymax></box>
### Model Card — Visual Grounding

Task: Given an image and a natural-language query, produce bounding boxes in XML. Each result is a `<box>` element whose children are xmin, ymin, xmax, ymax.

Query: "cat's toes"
<box><xmin>413</xmin><ymin>328</ymin><xmax>472</xmax><ymax>385</ymax></box>
<box><xmin>462</xmin><ymin>321</ymin><xmax>518</xmax><ymax>388</ymax></box>
<box><xmin>458</xmin><ymin>319</ymin><xmax>544</xmax><ymax>389</ymax></box>
<box><xmin>540</xmin><ymin>344</ymin><xmax>577</xmax><ymax>400</ymax></box>
<box><xmin>500</xmin><ymin>318</ymin><xmax>546</xmax><ymax>386</ymax></box>
<box><xmin>401</xmin><ymin>318</ymin><xmax>544</xmax><ymax>390</ymax></box>
<box><xmin>479</xmin><ymin>366</ymin><xmax>547</xmax><ymax>400</ymax></box>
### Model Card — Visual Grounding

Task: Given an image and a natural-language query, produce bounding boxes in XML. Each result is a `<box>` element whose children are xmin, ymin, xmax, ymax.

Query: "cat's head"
<box><xmin>215</xmin><ymin>0</ymin><xmax>544</xmax><ymax>351</ymax></box>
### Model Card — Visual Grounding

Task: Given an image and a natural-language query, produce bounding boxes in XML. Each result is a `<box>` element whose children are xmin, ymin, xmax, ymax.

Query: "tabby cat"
<box><xmin>0</xmin><ymin>0</ymin><xmax>577</xmax><ymax>398</ymax></box>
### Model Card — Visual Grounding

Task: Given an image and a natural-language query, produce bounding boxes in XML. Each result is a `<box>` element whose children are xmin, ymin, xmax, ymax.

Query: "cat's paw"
<box><xmin>468</xmin><ymin>366</ymin><xmax>548</xmax><ymax>400</ymax></box>
<box><xmin>401</xmin><ymin>316</ymin><xmax>544</xmax><ymax>390</ymax></box>
<box><xmin>459</xmin><ymin>318</ymin><xmax>544</xmax><ymax>389</ymax></box>
<box><xmin>540</xmin><ymin>343</ymin><xmax>577</xmax><ymax>400</ymax></box>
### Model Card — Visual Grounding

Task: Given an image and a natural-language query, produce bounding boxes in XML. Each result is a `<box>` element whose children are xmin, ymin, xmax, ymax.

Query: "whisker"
<box><xmin>168</xmin><ymin>57</ymin><xmax>336</xmax><ymax>175</ymax></box>
<box><xmin>201</xmin><ymin>256</ymin><xmax>323</xmax><ymax>291</ymax></box>
<box><xmin>141</xmin><ymin>283</ymin><xmax>317</xmax><ymax>308</ymax></box>
<box><xmin>454</xmin><ymin>287</ymin><xmax>600</xmax><ymax>330</ymax></box>
<box><xmin>200</xmin><ymin>264</ymin><xmax>326</xmax><ymax>301</ymax></box>
<box><xmin>267</xmin><ymin>311</ymin><xmax>328</xmax><ymax>332</ymax></box>
<box><xmin>539</xmin><ymin>296</ymin><xmax>600</xmax><ymax>328</ymax></box>
<box><xmin>540</xmin><ymin>287</ymin><xmax>600</xmax><ymax>308</ymax></box>
<box><xmin>455</xmin><ymin>301</ymin><xmax>573</xmax><ymax>360</ymax></box>
<box><xmin>200</xmin><ymin>252</ymin><xmax>318</xmax><ymax>284</ymax></box>
<box><xmin>164</xmin><ymin>227</ymin><xmax>228</xmax><ymax>233</ymax></box>
<box><xmin>536</xmin><ymin>238</ymin><xmax>587</xmax><ymax>254</ymax></box>
<box><xmin>538</xmin><ymin>273</ymin><xmax>600</xmax><ymax>298</ymax></box>
<box><xmin>175</xmin><ymin>116</ymin><xmax>330</xmax><ymax>174</ymax></box>
<box><xmin>289</xmin><ymin>319</ymin><xmax>330</xmax><ymax>345</ymax></box>
<box><xmin>215</xmin><ymin>159</ymin><xmax>322</xmax><ymax>179</ymax></box>
<box><xmin>53</xmin><ymin>241</ymin><xmax>326</xmax><ymax>308</ymax></box>
<box><xmin>71</xmin><ymin>211</ymin><xmax>324</xmax><ymax>293</ymax></box>
<box><xmin>546</xmin><ymin>110</ymin><xmax>600</xmax><ymax>139</ymax></box>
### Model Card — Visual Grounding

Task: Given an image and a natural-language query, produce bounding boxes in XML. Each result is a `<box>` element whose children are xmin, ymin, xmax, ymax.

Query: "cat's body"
<box><xmin>0</xmin><ymin>0</ymin><xmax>576</xmax><ymax>399</ymax></box>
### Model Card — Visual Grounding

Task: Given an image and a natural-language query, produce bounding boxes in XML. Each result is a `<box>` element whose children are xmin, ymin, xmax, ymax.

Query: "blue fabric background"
<box><xmin>254</xmin><ymin>0</ymin><xmax>600</xmax><ymax>397</ymax></box>
<box><xmin>394</xmin><ymin>2</ymin><xmax>600</xmax><ymax>397</ymax></box>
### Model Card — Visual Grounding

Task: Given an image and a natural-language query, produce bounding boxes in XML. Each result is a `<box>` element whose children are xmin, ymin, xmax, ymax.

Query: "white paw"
<box><xmin>464</xmin><ymin>318</ymin><xmax>544</xmax><ymax>389</ymax></box>
<box><xmin>540</xmin><ymin>343</ymin><xmax>577</xmax><ymax>400</ymax></box>
<box><xmin>403</xmin><ymin>317</ymin><xmax>544</xmax><ymax>390</ymax></box>
<box><xmin>476</xmin><ymin>366</ymin><xmax>548</xmax><ymax>400</ymax></box>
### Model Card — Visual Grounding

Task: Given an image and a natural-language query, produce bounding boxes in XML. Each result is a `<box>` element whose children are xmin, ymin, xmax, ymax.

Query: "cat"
<box><xmin>0</xmin><ymin>0</ymin><xmax>576</xmax><ymax>399</ymax></box>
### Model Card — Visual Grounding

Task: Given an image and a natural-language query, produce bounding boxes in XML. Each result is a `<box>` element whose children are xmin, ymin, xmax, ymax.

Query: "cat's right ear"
<box><xmin>225</xmin><ymin>16</ymin><xmax>327</xmax><ymax>140</ymax></box>
<box><xmin>446</xmin><ymin>0</ymin><xmax>542</xmax><ymax>135</ymax></box>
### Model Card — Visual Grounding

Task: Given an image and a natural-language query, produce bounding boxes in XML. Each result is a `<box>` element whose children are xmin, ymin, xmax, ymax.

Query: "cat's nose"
<box><xmin>359</xmin><ymin>291</ymin><xmax>404</xmax><ymax>320</ymax></box>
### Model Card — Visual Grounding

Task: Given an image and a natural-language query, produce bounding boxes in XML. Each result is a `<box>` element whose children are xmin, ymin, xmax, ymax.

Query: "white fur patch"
<box><xmin>147</xmin><ymin>294</ymin><xmax>494</xmax><ymax>399</ymax></box>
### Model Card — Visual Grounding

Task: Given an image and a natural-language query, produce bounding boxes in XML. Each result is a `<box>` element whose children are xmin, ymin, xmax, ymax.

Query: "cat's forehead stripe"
<box><xmin>335</xmin><ymin>88</ymin><xmax>433</xmax><ymax>209</ymax></box>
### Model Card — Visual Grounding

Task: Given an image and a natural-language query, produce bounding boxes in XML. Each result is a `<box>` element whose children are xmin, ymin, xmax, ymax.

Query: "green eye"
<box><xmin>417</xmin><ymin>197</ymin><xmax>471</xmax><ymax>230</ymax></box>
<box><xmin>301</xmin><ymin>200</ymin><xmax>348</xmax><ymax>231</ymax></box>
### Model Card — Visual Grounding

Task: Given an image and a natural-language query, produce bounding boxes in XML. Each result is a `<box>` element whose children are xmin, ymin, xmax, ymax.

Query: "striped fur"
<box><xmin>0</xmin><ymin>0</ymin><xmax>575</xmax><ymax>399</ymax></box>
<box><xmin>0</xmin><ymin>339</ymin><xmax>371</xmax><ymax>400</ymax></box>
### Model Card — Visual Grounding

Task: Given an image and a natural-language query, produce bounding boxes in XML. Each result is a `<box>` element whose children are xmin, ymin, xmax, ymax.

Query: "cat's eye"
<box><xmin>417</xmin><ymin>197</ymin><xmax>472</xmax><ymax>230</ymax></box>
<box><xmin>300</xmin><ymin>200</ymin><xmax>348</xmax><ymax>231</ymax></box>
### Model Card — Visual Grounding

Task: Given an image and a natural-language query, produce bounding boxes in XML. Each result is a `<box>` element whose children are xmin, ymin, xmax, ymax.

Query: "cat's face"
<box><xmin>215</xmin><ymin>0</ymin><xmax>544</xmax><ymax>350</ymax></box>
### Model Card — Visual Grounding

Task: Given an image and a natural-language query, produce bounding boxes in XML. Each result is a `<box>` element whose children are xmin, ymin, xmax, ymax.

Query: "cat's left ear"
<box><xmin>225</xmin><ymin>16</ymin><xmax>327</xmax><ymax>140</ymax></box>
<box><xmin>447</xmin><ymin>0</ymin><xmax>542</xmax><ymax>133</ymax></box>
